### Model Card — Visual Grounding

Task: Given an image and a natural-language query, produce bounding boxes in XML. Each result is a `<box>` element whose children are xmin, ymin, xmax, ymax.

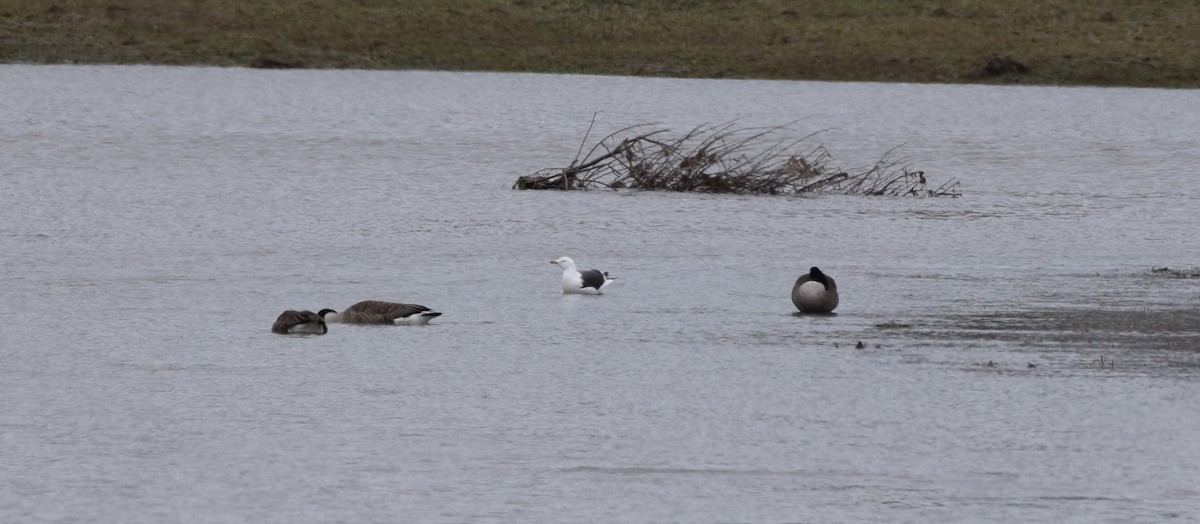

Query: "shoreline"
<box><xmin>8</xmin><ymin>63</ymin><xmax>1192</xmax><ymax>92</ymax></box>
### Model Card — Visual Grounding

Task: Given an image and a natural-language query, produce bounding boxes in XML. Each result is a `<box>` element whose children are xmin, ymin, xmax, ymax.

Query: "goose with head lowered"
<box><xmin>791</xmin><ymin>266</ymin><xmax>839</xmax><ymax>314</ymax></box>
<box><xmin>319</xmin><ymin>300</ymin><xmax>442</xmax><ymax>325</ymax></box>
<box><xmin>271</xmin><ymin>310</ymin><xmax>328</xmax><ymax>334</ymax></box>
<box><xmin>550</xmin><ymin>256</ymin><xmax>615</xmax><ymax>295</ymax></box>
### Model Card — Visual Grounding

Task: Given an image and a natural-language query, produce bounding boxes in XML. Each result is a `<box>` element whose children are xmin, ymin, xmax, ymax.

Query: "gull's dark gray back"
<box><xmin>580</xmin><ymin>269</ymin><xmax>607</xmax><ymax>289</ymax></box>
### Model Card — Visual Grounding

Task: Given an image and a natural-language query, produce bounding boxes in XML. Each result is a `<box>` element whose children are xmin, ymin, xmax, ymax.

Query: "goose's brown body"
<box><xmin>271</xmin><ymin>310</ymin><xmax>328</xmax><ymax>334</ymax></box>
<box><xmin>320</xmin><ymin>300</ymin><xmax>442</xmax><ymax>325</ymax></box>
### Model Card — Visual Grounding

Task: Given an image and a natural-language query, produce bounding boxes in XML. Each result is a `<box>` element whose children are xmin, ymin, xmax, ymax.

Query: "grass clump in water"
<box><xmin>1150</xmin><ymin>267</ymin><xmax>1200</xmax><ymax>279</ymax></box>
<box><xmin>514</xmin><ymin>121</ymin><xmax>959</xmax><ymax>197</ymax></box>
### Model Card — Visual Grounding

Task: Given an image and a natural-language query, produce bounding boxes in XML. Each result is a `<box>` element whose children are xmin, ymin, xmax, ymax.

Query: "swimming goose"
<box><xmin>550</xmin><ymin>256</ymin><xmax>615</xmax><ymax>294</ymax></box>
<box><xmin>319</xmin><ymin>300</ymin><xmax>442</xmax><ymax>325</ymax></box>
<box><xmin>791</xmin><ymin>266</ymin><xmax>839</xmax><ymax>313</ymax></box>
<box><xmin>272</xmin><ymin>310</ymin><xmax>328</xmax><ymax>334</ymax></box>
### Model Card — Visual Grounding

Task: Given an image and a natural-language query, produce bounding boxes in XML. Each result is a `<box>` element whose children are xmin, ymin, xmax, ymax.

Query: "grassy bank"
<box><xmin>2</xmin><ymin>0</ymin><xmax>1198</xmax><ymax>87</ymax></box>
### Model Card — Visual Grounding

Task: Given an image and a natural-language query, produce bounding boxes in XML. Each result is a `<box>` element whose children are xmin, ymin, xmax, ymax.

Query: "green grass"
<box><xmin>2</xmin><ymin>0</ymin><xmax>1198</xmax><ymax>87</ymax></box>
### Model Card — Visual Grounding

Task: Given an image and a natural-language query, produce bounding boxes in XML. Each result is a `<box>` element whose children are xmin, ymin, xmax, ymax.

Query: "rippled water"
<box><xmin>2</xmin><ymin>65</ymin><xmax>1199</xmax><ymax>522</ymax></box>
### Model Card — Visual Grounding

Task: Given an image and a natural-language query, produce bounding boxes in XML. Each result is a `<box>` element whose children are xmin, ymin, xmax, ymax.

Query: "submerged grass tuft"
<box><xmin>1150</xmin><ymin>267</ymin><xmax>1200</xmax><ymax>279</ymax></box>
<box><xmin>514</xmin><ymin>121</ymin><xmax>959</xmax><ymax>197</ymax></box>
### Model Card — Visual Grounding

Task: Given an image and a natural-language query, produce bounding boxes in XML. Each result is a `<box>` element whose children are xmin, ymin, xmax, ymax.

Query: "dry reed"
<box><xmin>514</xmin><ymin>122</ymin><xmax>959</xmax><ymax>197</ymax></box>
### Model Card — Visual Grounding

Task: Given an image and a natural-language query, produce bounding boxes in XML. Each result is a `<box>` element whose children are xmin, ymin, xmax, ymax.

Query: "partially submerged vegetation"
<box><xmin>514</xmin><ymin>122</ymin><xmax>959</xmax><ymax>197</ymax></box>
<box><xmin>1151</xmin><ymin>267</ymin><xmax>1200</xmax><ymax>279</ymax></box>
<box><xmin>2</xmin><ymin>0</ymin><xmax>1198</xmax><ymax>87</ymax></box>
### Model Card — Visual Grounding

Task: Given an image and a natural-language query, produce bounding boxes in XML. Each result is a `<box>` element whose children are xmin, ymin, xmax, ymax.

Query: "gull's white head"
<box><xmin>550</xmin><ymin>256</ymin><xmax>576</xmax><ymax>269</ymax></box>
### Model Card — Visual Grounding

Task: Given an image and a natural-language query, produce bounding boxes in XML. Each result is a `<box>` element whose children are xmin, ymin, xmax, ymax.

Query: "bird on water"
<box><xmin>550</xmin><ymin>256</ymin><xmax>615</xmax><ymax>294</ymax></box>
<box><xmin>319</xmin><ymin>300</ymin><xmax>442</xmax><ymax>325</ymax></box>
<box><xmin>271</xmin><ymin>310</ymin><xmax>328</xmax><ymax>334</ymax></box>
<box><xmin>791</xmin><ymin>266</ymin><xmax>839</xmax><ymax>314</ymax></box>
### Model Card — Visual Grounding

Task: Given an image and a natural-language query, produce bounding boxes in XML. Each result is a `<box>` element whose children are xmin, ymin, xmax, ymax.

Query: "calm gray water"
<box><xmin>3</xmin><ymin>65</ymin><xmax>1199</xmax><ymax>523</ymax></box>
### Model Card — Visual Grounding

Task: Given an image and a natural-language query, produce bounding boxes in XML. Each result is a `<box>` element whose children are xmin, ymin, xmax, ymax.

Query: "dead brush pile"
<box><xmin>514</xmin><ymin>122</ymin><xmax>959</xmax><ymax>197</ymax></box>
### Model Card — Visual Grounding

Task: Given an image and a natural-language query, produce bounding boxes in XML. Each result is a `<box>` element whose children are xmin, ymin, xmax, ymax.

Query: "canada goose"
<box><xmin>550</xmin><ymin>256</ymin><xmax>615</xmax><ymax>294</ymax></box>
<box><xmin>791</xmin><ymin>266</ymin><xmax>839</xmax><ymax>313</ymax></box>
<box><xmin>319</xmin><ymin>300</ymin><xmax>442</xmax><ymax>325</ymax></box>
<box><xmin>271</xmin><ymin>310</ymin><xmax>328</xmax><ymax>334</ymax></box>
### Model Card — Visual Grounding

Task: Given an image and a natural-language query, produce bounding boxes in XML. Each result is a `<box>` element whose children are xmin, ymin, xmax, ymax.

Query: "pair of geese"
<box><xmin>271</xmin><ymin>301</ymin><xmax>442</xmax><ymax>335</ymax></box>
<box><xmin>271</xmin><ymin>259</ymin><xmax>838</xmax><ymax>335</ymax></box>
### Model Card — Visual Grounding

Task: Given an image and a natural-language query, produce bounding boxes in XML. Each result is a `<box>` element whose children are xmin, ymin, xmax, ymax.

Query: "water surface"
<box><xmin>2</xmin><ymin>65</ymin><xmax>1199</xmax><ymax>523</ymax></box>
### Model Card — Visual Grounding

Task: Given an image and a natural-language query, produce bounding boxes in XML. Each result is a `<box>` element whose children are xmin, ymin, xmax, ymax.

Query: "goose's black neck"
<box><xmin>809</xmin><ymin>267</ymin><xmax>829</xmax><ymax>286</ymax></box>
